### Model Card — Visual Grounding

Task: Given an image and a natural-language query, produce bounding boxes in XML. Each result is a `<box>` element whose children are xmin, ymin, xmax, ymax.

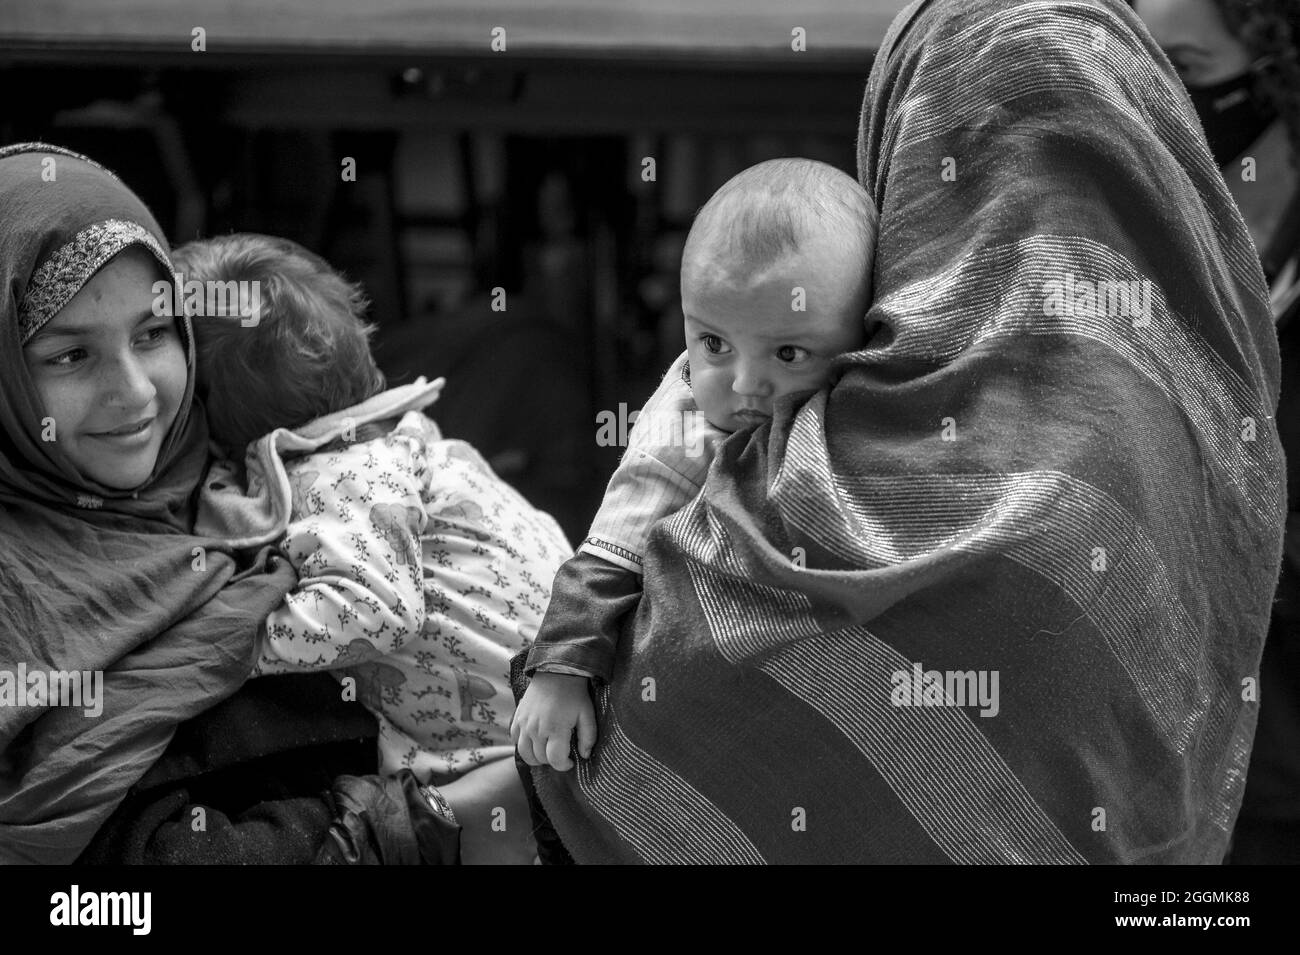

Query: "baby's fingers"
<box><xmin>544</xmin><ymin>733</ymin><xmax>575</xmax><ymax>772</ymax></box>
<box><xmin>515</xmin><ymin>722</ymin><xmax>545</xmax><ymax>766</ymax></box>
<box><xmin>576</xmin><ymin>702</ymin><xmax>598</xmax><ymax>760</ymax></box>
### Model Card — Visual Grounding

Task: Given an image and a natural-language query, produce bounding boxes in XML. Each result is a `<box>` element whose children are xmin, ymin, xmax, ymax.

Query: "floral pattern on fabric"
<box><xmin>255</xmin><ymin>410</ymin><xmax>571</xmax><ymax>781</ymax></box>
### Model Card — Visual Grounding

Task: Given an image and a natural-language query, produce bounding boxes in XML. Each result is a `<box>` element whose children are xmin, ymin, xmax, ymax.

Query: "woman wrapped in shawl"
<box><xmin>1135</xmin><ymin>0</ymin><xmax>1300</xmax><ymax>865</ymax></box>
<box><xmin>0</xmin><ymin>144</ymin><xmax>457</xmax><ymax>864</ymax></box>
<box><xmin>525</xmin><ymin>0</ymin><xmax>1285</xmax><ymax>864</ymax></box>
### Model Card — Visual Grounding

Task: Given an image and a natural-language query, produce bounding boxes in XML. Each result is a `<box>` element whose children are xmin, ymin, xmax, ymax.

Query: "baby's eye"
<box><xmin>776</xmin><ymin>345</ymin><xmax>811</xmax><ymax>363</ymax></box>
<box><xmin>701</xmin><ymin>334</ymin><xmax>729</xmax><ymax>355</ymax></box>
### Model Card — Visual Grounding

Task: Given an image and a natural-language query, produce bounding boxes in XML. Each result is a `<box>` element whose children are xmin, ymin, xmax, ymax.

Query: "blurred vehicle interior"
<box><xmin>0</xmin><ymin>0</ymin><xmax>901</xmax><ymax>541</ymax></box>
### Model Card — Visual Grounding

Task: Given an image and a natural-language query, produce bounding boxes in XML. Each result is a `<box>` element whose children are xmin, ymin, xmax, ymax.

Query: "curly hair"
<box><xmin>172</xmin><ymin>233</ymin><xmax>386</xmax><ymax>453</ymax></box>
<box><xmin>1213</xmin><ymin>0</ymin><xmax>1300</xmax><ymax>166</ymax></box>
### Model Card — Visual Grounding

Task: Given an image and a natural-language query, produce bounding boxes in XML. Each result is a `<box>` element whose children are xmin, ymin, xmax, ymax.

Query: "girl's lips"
<box><xmin>90</xmin><ymin>418</ymin><xmax>154</xmax><ymax>441</ymax></box>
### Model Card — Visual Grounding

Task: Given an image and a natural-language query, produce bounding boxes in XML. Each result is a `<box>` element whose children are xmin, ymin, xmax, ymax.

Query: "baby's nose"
<box><xmin>731</xmin><ymin>363</ymin><xmax>773</xmax><ymax>397</ymax></box>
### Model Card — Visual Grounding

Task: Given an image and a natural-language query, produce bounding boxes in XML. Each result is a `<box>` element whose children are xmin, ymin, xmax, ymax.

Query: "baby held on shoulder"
<box><xmin>174</xmin><ymin>233</ymin><xmax>570</xmax><ymax>861</ymax></box>
<box><xmin>512</xmin><ymin>158</ymin><xmax>878</xmax><ymax>770</ymax></box>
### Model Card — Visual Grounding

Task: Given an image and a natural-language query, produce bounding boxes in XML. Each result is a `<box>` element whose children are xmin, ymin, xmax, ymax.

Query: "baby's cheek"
<box><xmin>785</xmin><ymin>359</ymin><xmax>838</xmax><ymax>394</ymax></box>
<box><xmin>690</xmin><ymin>368</ymin><xmax>729</xmax><ymax>420</ymax></box>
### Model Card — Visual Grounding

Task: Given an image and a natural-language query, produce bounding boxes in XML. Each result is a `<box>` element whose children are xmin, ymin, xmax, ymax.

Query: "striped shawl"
<box><xmin>533</xmin><ymin>0</ymin><xmax>1285</xmax><ymax>863</ymax></box>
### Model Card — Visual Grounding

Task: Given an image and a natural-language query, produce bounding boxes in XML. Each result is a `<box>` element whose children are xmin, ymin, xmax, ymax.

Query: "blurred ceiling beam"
<box><xmin>0</xmin><ymin>0</ymin><xmax>906</xmax><ymax>68</ymax></box>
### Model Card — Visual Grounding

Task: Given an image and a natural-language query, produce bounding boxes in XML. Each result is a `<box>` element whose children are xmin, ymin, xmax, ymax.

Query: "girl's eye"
<box><xmin>138</xmin><ymin>324</ymin><xmax>175</xmax><ymax>347</ymax></box>
<box><xmin>701</xmin><ymin>334</ymin><xmax>728</xmax><ymax>355</ymax></box>
<box><xmin>46</xmin><ymin>348</ymin><xmax>87</xmax><ymax>367</ymax></box>
<box><xmin>776</xmin><ymin>345</ymin><xmax>811</xmax><ymax>363</ymax></box>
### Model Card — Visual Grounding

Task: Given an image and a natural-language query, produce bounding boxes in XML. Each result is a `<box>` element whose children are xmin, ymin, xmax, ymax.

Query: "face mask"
<box><xmin>1186</xmin><ymin>69</ymin><xmax>1279</xmax><ymax>167</ymax></box>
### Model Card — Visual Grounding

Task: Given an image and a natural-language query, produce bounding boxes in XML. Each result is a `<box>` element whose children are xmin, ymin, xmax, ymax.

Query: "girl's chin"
<box><xmin>76</xmin><ymin>451</ymin><xmax>163</xmax><ymax>491</ymax></box>
<box><xmin>74</xmin><ymin>421</ymin><xmax>170</xmax><ymax>490</ymax></box>
<box><xmin>85</xmin><ymin>470</ymin><xmax>156</xmax><ymax>492</ymax></box>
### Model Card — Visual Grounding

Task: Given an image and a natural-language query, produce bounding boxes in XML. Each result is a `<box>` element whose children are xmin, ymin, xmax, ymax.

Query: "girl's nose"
<box><xmin>102</xmin><ymin>353</ymin><xmax>158</xmax><ymax>409</ymax></box>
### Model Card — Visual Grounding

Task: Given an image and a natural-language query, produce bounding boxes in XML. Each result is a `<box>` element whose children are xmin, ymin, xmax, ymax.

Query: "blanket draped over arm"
<box><xmin>532</xmin><ymin>0</ymin><xmax>1285</xmax><ymax>864</ymax></box>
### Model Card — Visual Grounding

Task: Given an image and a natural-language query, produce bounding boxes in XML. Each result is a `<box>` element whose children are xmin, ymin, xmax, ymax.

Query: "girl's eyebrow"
<box><xmin>29</xmin><ymin>324</ymin><xmax>97</xmax><ymax>340</ymax></box>
<box><xmin>30</xmin><ymin>309</ymin><xmax>158</xmax><ymax>341</ymax></box>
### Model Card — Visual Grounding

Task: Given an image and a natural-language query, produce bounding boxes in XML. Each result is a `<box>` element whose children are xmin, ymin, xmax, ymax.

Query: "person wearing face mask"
<box><xmin>1135</xmin><ymin>0</ymin><xmax>1300</xmax><ymax>864</ymax></box>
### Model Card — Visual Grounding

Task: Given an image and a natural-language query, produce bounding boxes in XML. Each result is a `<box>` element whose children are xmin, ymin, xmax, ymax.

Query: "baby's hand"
<box><xmin>511</xmin><ymin>672</ymin><xmax>596</xmax><ymax>772</ymax></box>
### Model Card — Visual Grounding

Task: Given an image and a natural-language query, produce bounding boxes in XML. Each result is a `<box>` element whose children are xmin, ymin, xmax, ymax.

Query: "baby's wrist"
<box><xmin>531</xmin><ymin>670</ymin><xmax>589</xmax><ymax>688</ymax></box>
<box><xmin>531</xmin><ymin>661</ymin><xmax>594</xmax><ymax>679</ymax></box>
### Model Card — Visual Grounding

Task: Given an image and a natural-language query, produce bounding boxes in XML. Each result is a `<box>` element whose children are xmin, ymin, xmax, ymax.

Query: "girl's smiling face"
<box><xmin>22</xmin><ymin>247</ymin><xmax>187</xmax><ymax>490</ymax></box>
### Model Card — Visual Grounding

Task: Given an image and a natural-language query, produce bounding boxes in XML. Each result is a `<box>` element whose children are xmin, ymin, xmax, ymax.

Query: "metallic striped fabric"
<box><xmin>533</xmin><ymin>0</ymin><xmax>1284</xmax><ymax>863</ymax></box>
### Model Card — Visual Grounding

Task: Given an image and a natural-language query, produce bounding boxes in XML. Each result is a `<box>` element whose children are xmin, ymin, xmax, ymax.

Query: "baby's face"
<box><xmin>681</xmin><ymin>235</ymin><xmax>868</xmax><ymax>432</ymax></box>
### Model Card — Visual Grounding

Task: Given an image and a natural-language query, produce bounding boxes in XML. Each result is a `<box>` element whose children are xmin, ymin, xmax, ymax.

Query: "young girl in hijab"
<box><xmin>0</xmin><ymin>142</ymin><xmax>302</xmax><ymax>862</ymax></box>
<box><xmin>0</xmin><ymin>144</ymin><xmax>463</xmax><ymax>864</ymax></box>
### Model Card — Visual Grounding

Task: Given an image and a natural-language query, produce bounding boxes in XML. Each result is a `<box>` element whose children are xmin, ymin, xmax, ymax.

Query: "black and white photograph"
<box><xmin>0</xmin><ymin>0</ymin><xmax>1295</xmax><ymax>921</ymax></box>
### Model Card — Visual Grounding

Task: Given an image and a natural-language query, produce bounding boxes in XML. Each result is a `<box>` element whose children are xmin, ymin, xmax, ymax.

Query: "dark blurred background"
<box><xmin>0</xmin><ymin>0</ymin><xmax>900</xmax><ymax>542</ymax></box>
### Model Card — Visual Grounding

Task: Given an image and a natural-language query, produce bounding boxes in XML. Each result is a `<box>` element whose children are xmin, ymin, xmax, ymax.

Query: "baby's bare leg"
<box><xmin>439</xmin><ymin>756</ymin><xmax>537</xmax><ymax>865</ymax></box>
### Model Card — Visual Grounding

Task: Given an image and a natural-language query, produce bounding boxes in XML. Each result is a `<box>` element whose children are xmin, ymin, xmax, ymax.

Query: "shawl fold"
<box><xmin>194</xmin><ymin>378</ymin><xmax>445</xmax><ymax>547</ymax></box>
<box><xmin>533</xmin><ymin>0</ymin><xmax>1285</xmax><ymax>864</ymax></box>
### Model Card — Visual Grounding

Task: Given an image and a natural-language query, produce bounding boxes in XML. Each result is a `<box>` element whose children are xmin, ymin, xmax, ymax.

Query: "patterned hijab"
<box><xmin>0</xmin><ymin>143</ymin><xmax>297</xmax><ymax>863</ymax></box>
<box><xmin>0</xmin><ymin>143</ymin><xmax>209</xmax><ymax>521</ymax></box>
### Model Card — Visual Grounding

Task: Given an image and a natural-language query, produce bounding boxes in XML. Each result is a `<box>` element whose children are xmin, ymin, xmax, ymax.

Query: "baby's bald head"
<box><xmin>679</xmin><ymin>159</ymin><xmax>879</xmax><ymax>433</ymax></box>
<box><xmin>681</xmin><ymin>158</ymin><xmax>877</xmax><ymax>304</ymax></box>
